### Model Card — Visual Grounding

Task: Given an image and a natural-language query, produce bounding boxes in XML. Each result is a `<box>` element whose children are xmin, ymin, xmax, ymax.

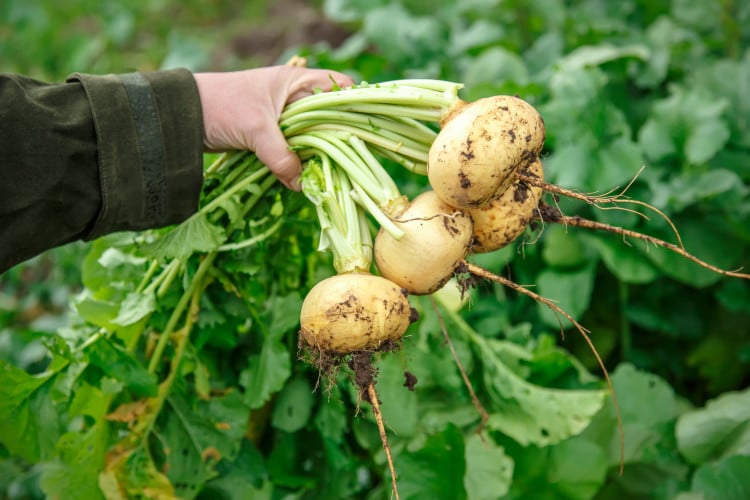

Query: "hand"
<box><xmin>194</xmin><ymin>66</ymin><xmax>354</xmax><ymax>190</ymax></box>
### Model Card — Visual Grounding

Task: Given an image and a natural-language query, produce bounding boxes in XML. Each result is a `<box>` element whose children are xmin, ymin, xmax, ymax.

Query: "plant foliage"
<box><xmin>1</xmin><ymin>0</ymin><xmax>749</xmax><ymax>498</ymax></box>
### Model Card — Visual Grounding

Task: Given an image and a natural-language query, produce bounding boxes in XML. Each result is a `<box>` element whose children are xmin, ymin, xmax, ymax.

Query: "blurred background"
<box><xmin>1</xmin><ymin>0</ymin><xmax>749</xmax><ymax>498</ymax></box>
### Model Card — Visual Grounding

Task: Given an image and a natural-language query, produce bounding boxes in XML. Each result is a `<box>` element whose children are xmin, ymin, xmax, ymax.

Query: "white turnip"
<box><xmin>299</xmin><ymin>272</ymin><xmax>414</xmax><ymax>353</ymax></box>
<box><xmin>374</xmin><ymin>190</ymin><xmax>473</xmax><ymax>295</ymax></box>
<box><xmin>468</xmin><ymin>157</ymin><xmax>544</xmax><ymax>254</ymax></box>
<box><xmin>428</xmin><ymin>95</ymin><xmax>545</xmax><ymax>209</ymax></box>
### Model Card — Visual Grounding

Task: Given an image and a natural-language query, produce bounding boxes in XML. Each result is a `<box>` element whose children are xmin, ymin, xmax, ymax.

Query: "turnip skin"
<box><xmin>428</xmin><ymin>95</ymin><xmax>545</xmax><ymax>209</ymax></box>
<box><xmin>374</xmin><ymin>190</ymin><xmax>473</xmax><ymax>295</ymax></box>
<box><xmin>468</xmin><ymin>158</ymin><xmax>544</xmax><ymax>254</ymax></box>
<box><xmin>299</xmin><ymin>273</ymin><xmax>413</xmax><ymax>353</ymax></box>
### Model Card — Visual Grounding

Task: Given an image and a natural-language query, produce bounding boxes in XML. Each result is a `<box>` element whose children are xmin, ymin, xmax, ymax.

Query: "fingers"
<box><xmin>253</xmin><ymin>125</ymin><xmax>303</xmax><ymax>191</ymax></box>
<box><xmin>285</xmin><ymin>67</ymin><xmax>355</xmax><ymax>103</ymax></box>
<box><xmin>256</xmin><ymin>67</ymin><xmax>353</xmax><ymax>190</ymax></box>
<box><xmin>194</xmin><ymin>66</ymin><xmax>355</xmax><ymax>191</ymax></box>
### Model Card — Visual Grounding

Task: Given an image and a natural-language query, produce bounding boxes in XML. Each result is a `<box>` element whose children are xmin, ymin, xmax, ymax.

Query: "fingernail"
<box><xmin>290</xmin><ymin>175</ymin><xmax>302</xmax><ymax>191</ymax></box>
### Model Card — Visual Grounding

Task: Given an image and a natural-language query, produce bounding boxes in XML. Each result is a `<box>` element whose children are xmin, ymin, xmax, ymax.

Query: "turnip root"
<box><xmin>299</xmin><ymin>273</ymin><xmax>414</xmax><ymax>354</ymax></box>
<box><xmin>374</xmin><ymin>190</ymin><xmax>473</xmax><ymax>295</ymax></box>
<box><xmin>428</xmin><ymin>95</ymin><xmax>545</xmax><ymax>209</ymax></box>
<box><xmin>468</xmin><ymin>157</ymin><xmax>544</xmax><ymax>253</ymax></box>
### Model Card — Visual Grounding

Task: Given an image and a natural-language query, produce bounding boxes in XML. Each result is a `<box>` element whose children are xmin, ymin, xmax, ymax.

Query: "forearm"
<box><xmin>0</xmin><ymin>69</ymin><xmax>204</xmax><ymax>272</ymax></box>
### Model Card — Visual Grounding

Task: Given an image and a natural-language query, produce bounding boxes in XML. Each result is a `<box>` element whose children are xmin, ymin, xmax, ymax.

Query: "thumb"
<box><xmin>253</xmin><ymin>127</ymin><xmax>303</xmax><ymax>190</ymax></box>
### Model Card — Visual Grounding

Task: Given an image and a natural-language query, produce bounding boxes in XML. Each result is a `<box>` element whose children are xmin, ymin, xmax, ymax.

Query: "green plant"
<box><xmin>2</xmin><ymin>0</ymin><xmax>750</xmax><ymax>498</ymax></box>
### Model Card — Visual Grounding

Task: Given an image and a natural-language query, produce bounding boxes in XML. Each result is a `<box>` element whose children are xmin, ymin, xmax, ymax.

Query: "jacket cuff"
<box><xmin>67</xmin><ymin>68</ymin><xmax>204</xmax><ymax>239</ymax></box>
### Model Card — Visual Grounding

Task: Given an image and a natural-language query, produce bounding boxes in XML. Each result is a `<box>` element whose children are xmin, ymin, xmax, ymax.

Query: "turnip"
<box><xmin>428</xmin><ymin>95</ymin><xmax>545</xmax><ymax>209</ymax></box>
<box><xmin>374</xmin><ymin>190</ymin><xmax>473</xmax><ymax>295</ymax></box>
<box><xmin>468</xmin><ymin>157</ymin><xmax>544</xmax><ymax>254</ymax></box>
<box><xmin>117</xmin><ymin>67</ymin><xmax>750</xmax><ymax>499</ymax></box>
<box><xmin>299</xmin><ymin>272</ymin><xmax>413</xmax><ymax>353</ymax></box>
<box><xmin>280</xmin><ymin>77</ymin><xmax>749</xmax><ymax>490</ymax></box>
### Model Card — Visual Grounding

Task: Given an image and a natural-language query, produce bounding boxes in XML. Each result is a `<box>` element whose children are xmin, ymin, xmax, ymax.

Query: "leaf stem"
<box><xmin>147</xmin><ymin>252</ymin><xmax>216</xmax><ymax>374</ymax></box>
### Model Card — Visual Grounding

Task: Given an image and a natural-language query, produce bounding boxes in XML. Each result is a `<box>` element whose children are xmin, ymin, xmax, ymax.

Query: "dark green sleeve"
<box><xmin>0</xmin><ymin>69</ymin><xmax>204</xmax><ymax>273</ymax></box>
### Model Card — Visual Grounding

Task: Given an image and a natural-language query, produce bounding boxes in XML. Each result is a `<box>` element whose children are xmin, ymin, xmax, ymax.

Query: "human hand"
<box><xmin>194</xmin><ymin>66</ymin><xmax>354</xmax><ymax>190</ymax></box>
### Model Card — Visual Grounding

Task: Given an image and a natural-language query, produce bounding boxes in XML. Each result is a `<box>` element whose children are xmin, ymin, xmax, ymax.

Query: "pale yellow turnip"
<box><xmin>374</xmin><ymin>190</ymin><xmax>473</xmax><ymax>295</ymax></box>
<box><xmin>468</xmin><ymin>157</ymin><xmax>544</xmax><ymax>253</ymax></box>
<box><xmin>428</xmin><ymin>95</ymin><xmax>545</xmax><ymax>209</ymax></box>
<box><xmin>299</xmin><ymin>273</ymin><xmax>413</xmax><ymax>353</ymax></box>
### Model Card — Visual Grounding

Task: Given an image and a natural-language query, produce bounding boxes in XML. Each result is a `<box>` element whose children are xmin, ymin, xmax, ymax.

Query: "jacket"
<box><xmin>0</xmin><ymin>68</ymin><xmax>204</xmax><ymax>273</ymax></box>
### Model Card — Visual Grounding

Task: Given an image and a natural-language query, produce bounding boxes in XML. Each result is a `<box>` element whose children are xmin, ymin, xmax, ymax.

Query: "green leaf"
<box><xmin>692</xmin><ymin>52</ymin><xmax>750</xmax><ymax>149</ymax></box>
<box><xmin>200</xmin><ymin>442</ymin><xmax>268</xmax><ymax>498</ymax></box>
<box><xmin>676</xmin><ymin>387</ymin><xmax>750</xmax><ymax>465</ymax></box>
<box><xmin>691</xmin><ymin>454</ymin><xmax>750</xmax><ymax>500</ymax></box>
<box><xmin>140</xmin><ymin>212</ymin><xmax>226</xmax><ymax>261</ymax></box>
<box><xmin>464</xmin><ymin>434</ymin><xmax>513</xmax><ymax>499</ymax></box>
<box><xmin>86</xmin><ymin>338</ymin><xmax>158</xmax><ymax>397</ymax></box>
<box><xmin>267</xmin><ymin>293</ymin><xmax>303</xmax><ymax>338</ymax></box>
<box><xmin>541</xmin><ymin>225</ymin><xmax>593</xmax><ymax>269</ymax></box>
<box><xmin>40</xmin><ymin>421</ymin><xmax>109</xmax><ymax>500</ymax></box>
<box><xmin>557</xmin><ymin>43</ymin><xmax>649</xmax><ymax>71</ymax></box>
<box><xmin>0</xmin><ymin>360</ymin><xmax>59</xmax><ymax>462</ymax></box>
<box><xmin>582</xmin><ymin>363</ymin><xmax>683</xmax><ymax>470</ymax></box>
<box><xmin>661</xmin><ymin>169</ymin><xmax>745</xmax><ymax>212</ymax></box>
<box><xmin>638</xmin><ymin>86</ymin><xmax>730</xmax><ymax>165</ymax></box>
<box><xmin>271</xmin><ymin>376</ymin><xmax>314</xmax><ymax>433</ymax></box>
<box><xmin>239</xmin><ymin>339</ymin><xmax>291</xmax><ymax>410</ymax></box>
<box><xmin>238</xmin><ymin>294</ymin><xmax>299</xmax><ymax>410</ymax></box>
<box><xmin>396</xmin><ymin>425</ymin><xmax>467</xmax><ymax>500</ymax></box>
<box><xmin>686</xmin><ymin>118</ymin><xmax>732</xmax><ymax>166</ymax></box>
<box><xmin>72</xmin><ymin>291</ymin><xmax>120</xmax><ymax>330</ymax></box>
<box><xmin>480</xmin><ymin>339</ymin><xmax>607</xmax><ymax>446</ymax></box>
<box><xmin>361</xmin><ymin>3</ymin><xmax>442</xmax><ymax>68</ymax></box>
<box><xmin>594</xmin><ymin>135</ymin><xmax>645</xmax><ymax>191</ymax></box>
<box><xmin>547</xmin><ymin>438</ymin><xmax>608</xmax><ymax>499</ymax></box>
<box><xmin>643</xmin><ymin>218</ymin><xmax>744</xmax><ymax>288</ymax></box>
<box><xmin>462</xmin><ymin>46</ymin><xmax>529</xmax><ymax>90</ymax></box>
<box><xmin>81</xmin><ymin>236</ymin><xmax>146</xmax><ymax>295</ymax></box>
<box><xmin>536</xmin><ymin>264</ymin><xmax>597</xmax><ymax>329</ymax></box>
<box><xmin>585</xmin><ymin>234</ymin><xmax>660</xmax><ymax>284</ymax></box>
<box><xmin>371</xmin><ymin>355</ymin><xmax>418</xmax><ymax>437</ymax></box>
<box><xmin>638</xmin><ymin>115</ymin><xmax>678</xmax><ymax>161</ymax></box>
<box><xmin>313</xmin><ymin>387</ymin><xmax>348</xmax><ymax>443</ymax></box>
<box><xmin>671</xmin><ymin>0</ymin><xmax>723</xmax><ymax>31</ymax></box>
<box><xmin>543</xmin><ymin>141</ymin><xmax>597</xmax><ymax>188</ymax></box>
<box><xmin>112</xmin><ymin>291</ymin><xmax>156</xmax><ymax>327</ymax></box>
<box><xmin>450</xmin><ymin>20</ymin><xmax>505</xmax><ymax>56</ymax></box>
<box><xmin>159</xmin><ymin>390</ymin><xmax>250</xmax><ymax>498</ymax></box>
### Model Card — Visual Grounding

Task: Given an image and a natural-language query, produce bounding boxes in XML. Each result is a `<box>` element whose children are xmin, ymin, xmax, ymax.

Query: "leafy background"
<box><xmin>1</xmin><ymin>0</ymin><xmax>750</xmax><ymax>498</ymax></box>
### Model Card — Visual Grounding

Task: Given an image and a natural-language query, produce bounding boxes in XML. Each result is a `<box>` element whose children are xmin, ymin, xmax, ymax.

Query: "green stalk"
<box><xmin>135</xmin><ymin>260</ymin><xmax>160</xmax><ymax>295</ymax></box>
<box><xmin>149</xmin><ymin>259</ymin><xmax>182</xmax><ymax>298</ymax></box>
<box><xmin>200</xmin><ymin>163</ymin><xmax>270</xmax><ymax>214</ymax></box>
<box><xmin>369</xmin><ymin>144</ymin><xmax>426</xmax><ymax>175</ymax></box>
<box><xmin>289</xmin><ymin>123</ymin><xmax>430</xmax><ymax>163</ymax></box>
<box><xmin>207</xmin><ymin>150</ymin><xmax>249</xmax><ymax>174</ymax></box>
<box><xmin>237</xmin><ymin>173</ymin><xmax>279</xmax><ymax>221</ymax></box>
<box><xmin>347</xmin><ymin>135</ymin><xmax>402</xmax><ymax>200</ymax></box>
<box><xmin>288</xmin><ymin>133</ymin><xmax>384</xmax><ymax>203</ymax></box>
<box><xmin>280</xmin><ymin>80</ymin><xmax>462</xmax><ymax>120</ymax></box>
<box><xmin>301</xmin><ymin>157</ymin><xmax>371</xmax><ymax>274</ymax></box>
<box><xmin>218</xmin><ymin>219</ymin><xmax>283</xmax><ymax>252</ymax></box>
<box><xmin>349</xmin><ymin>184</ymin><xmax>404</xmax><ymax>240</ymax></box>
<box><xmin>147</xmin><ymin>252</ymin><xmax>216</xmax><ymax>374</ymax></box>
<box><xmin>282</xmin><ymin>109</ymin><xmax>437</xmax><ymax>147</ymax></box>
<box><xmin>326</xmin><ymin>103</ymin><xmax>444</xmax><ymax>122</ymax></box>
<box><xmin>137</xmin><ymin>273</ymin><xmax>209</xmax><ymax>452</ymax></box>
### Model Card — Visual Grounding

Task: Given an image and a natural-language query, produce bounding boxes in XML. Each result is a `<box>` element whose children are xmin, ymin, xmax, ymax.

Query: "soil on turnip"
<box><xmin>298</xmin><ymin>337</ymin><xmax>403</xmax><ymax>395</ymax></box>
